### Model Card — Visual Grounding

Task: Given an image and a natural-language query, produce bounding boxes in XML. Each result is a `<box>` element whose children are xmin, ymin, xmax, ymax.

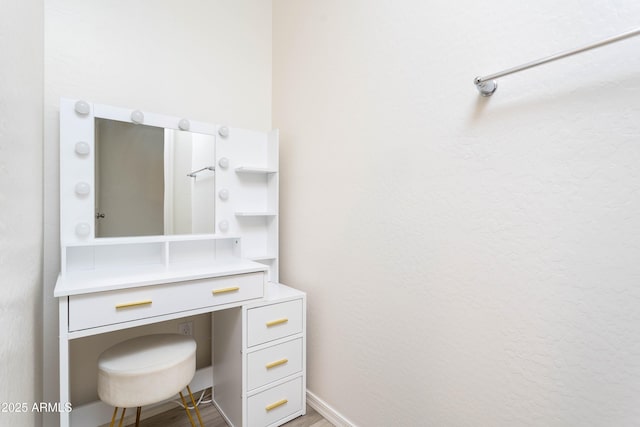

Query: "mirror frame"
<box><xmin>59</xmin><ymin>98</ymin><xmax>220</xmax><ymax>246</ymax></box>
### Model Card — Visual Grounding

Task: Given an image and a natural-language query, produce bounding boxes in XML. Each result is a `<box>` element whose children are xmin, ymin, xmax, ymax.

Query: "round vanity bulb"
<box><xmin>218</xmin><ymin>189</ymin><xmax>229</xmax><ymax>201</ymax></box>
<box><xmin>218</xmin><ymin>220</ymin><xmax>229</xmax><ymax>232</ymax></box>
<box><xmin>131</xmin><ymin>110</ymin><xmax>145</xmax><ymax>124</ymax></box>
<box><xmin>178</xmin><ymin>118</ymin><xmax>190</xmax><ymax>131</ymax></box>
<box><xmin>74</xmin><ymin>100</ymin><xmax>90</xmax><ymax>115</ymax></box>
<box><xmin>218</xmin><ymin>126</ymin><xmax>229</xmax><ymax>138</ymax></box>
<box><xmin>74</xmin><ymin>141</ymin><xmax>90</xmax><ymax>156</ymax></box>
<box><xmin>74</xmin><ymin>182</ymin><xmax>90</xmax><ymax>196</ymax></box>
<box><xmin>75</xmin><ymin>222</ymin><xmax>91</xmax><ymax>237</ymax></box>
<box><xmin>218</xmin><ymin>157</ymin><xmax>229</xmax><ymax>169</ymax></box>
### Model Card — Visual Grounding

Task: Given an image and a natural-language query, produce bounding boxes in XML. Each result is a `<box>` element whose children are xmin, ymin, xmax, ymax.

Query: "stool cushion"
<box><xmin>98</xmin><ymin>334</ymin><xmax>196</xmax><ymax>407</ymax></box>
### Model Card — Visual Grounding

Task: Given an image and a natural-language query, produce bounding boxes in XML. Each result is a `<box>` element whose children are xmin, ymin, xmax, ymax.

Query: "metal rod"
<box><xmin>187</xmin><ymin>166</ymin><xmax>215</xmax><ymax>178</ymax></box>
<box><xmin>474</xmin><ymin>27</ymin><xmax>640</xmax><ymax>96</ymax></box>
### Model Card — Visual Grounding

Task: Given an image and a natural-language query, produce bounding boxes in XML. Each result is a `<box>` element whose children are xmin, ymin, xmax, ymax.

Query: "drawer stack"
<box><xmin>245</xmin><ymin>298</ymin><xmax>306</xmax><ymax>426</ymax></box>
<box><xmin>212</xmin><ymin>284</ymin><xmax>306</xmax><ymax>427</ymax></box>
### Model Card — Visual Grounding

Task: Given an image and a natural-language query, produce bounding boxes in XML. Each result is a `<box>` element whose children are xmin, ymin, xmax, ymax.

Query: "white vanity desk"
<box><xmin>55</xmin><ymin>99</ymin><xmax>306</xmax><ymax>427</ymax></box>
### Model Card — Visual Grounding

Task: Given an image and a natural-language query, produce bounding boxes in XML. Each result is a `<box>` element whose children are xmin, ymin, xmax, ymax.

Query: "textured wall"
<box><xmin>273</xmin><ymin>1</ymin><xmax>640</xmax><ymax>425</ymax></box>
<box><xmin>43</xmin><ymin>0</ymin><xmax>271</xmax><ymax>421</ymax></box>
<box><xmin>0</xmin><ymin>0</ymin><xmax>43</xmax><ymax>426</ymax></box>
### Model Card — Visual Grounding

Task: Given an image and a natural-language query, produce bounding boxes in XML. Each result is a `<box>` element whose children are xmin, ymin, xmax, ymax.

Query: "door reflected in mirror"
<box><xmin>95</xmin><ymin>119</ymin><xmax>215</xmax><ymax>238</ymax></box>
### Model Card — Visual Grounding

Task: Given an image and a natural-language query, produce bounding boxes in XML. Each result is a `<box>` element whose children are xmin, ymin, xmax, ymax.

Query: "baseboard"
<box><xmin>212</xmin><ymin>397</ymin><xmax>235</xmax><ymax>427</ymax></box>
<box><xmin>72</xmin><ymin>366</ymin><xmax>213</xmax><ymax>427</ymax></box>
<box><xmin>306</xmin><ymin>389</ymin><xmax>357</xmax><ymax>427</ymax></box>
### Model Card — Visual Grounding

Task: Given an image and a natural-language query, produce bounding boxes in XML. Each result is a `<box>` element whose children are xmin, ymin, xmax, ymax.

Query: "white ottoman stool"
<box><xmin>97</xmin><ymin>334</ymin><xmax>204</xmax><ymax>427</ymax></box>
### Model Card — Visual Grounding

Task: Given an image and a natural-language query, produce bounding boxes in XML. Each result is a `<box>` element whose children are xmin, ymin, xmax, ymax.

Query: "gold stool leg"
<box><xmin>135</xmin><ymin>406</ymin><xmax>142</xmax><ymax>427</ymax></box>
<box><xmin>117</xmin><ymin>407</ymin><xmax>127</xmax><ymax>427</ymax></box>
<box><xmin>186</xmin><ymin>385</ymin><xmax>205</xmax><ymax>427</ymax></box>
<box><xmin>179</xmin><ymin>391</ymin><xmax>196</xmax><ymax>427</ymax></box>
<box><xmin>109</xmin><ymin>407</ymin><xmax>118</xmax><ymax>427</ymax></box>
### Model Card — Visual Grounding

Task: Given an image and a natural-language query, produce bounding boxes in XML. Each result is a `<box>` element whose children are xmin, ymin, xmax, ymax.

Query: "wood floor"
<box><xmin>124</xmin><ymin>389</ymin><xmax>332</xmax><ymax>427</ymax></box>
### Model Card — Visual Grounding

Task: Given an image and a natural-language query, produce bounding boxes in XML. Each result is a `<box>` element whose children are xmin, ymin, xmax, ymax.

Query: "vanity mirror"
<box><xmin>94</xmin><ymin>119</ymin><xmax>215</xmax><ymax>237</ymax></box>
<box><xmin>59</xmin><ymin>97</ymin><xmax>280</xmax><ymax>282</ymax></box>
<box><xmin>60</xmin><ymin>98</ymin><xmax>219</xmax><ymax>245</ymax></box>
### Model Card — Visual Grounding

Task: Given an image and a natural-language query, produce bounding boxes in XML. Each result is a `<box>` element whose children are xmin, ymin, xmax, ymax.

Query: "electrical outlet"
<box><xmin>178</xmin><ymin>321</ymin><xmax>193</xmax><ymax>336</ymax></box>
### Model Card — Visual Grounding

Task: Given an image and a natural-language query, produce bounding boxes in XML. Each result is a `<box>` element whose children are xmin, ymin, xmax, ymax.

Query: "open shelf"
<box><xmin>213</xmin><ymin>127</ymin><xmax>279</xmax><ymax>282</ymax></box>
<box><xmin>63</xmin><ymin>233</ymin><xmax>240</xmax><ymax>247</ymax></box>
<box><xmin>235</xmin><ymin>211</ymin><xmax>278</xmax><ymax>217</ymax></box>
<box><xmin>248</xmin><ymin>255</ymin><xmax>277</xmax><ymax>261</ymax></box>
<box><xmin>62</xmin><ymin>235</ymin><xmax>243</xmax><ymax>276</ymax></box>
<box><xmin>235</xmin><ymin>166</ymin><xmax>278</xmax><ymax>174</ymax></box>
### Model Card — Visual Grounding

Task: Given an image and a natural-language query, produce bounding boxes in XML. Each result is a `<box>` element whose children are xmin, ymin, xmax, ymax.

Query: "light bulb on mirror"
<box><xmin>178</xmin><ymin>118</ymin><xmax>190</xmax><ymax>131</ymax></box>
<box><xmin>131</xmin><ymin>110</ymin><xmax>144</xmax><ymax>124</ymax></box>
<box><xmin>74</xmin><ymin>141</ymin><xmax>90</xmax><ymax>156</ymax></box>
<box><xmin>218</xmin><ymin>220</ymin><xmax>229</xmax><ymax>232</ymax></box>
<box><xmin>75</xmin><ymin>222</ymin><xmax>91</xmax><ymax>237</ymax></box>
<box><xmin>218</xmin><ymin>126</ymin><xmax>229</xmax><ymax>138</ymax></box>
<box><xmin>218</xmin><ymin>189</ymin><xmax>229</xmax><ymax>201</ymax></box>
<box><xmin>74</xmin><ymin>100</ymin><xmax>90</xmax><ymax>115</ymax></box>
<box><xmin>218</xmin><ymin>157</ymin><xmax>229</xmax><ymax>169</ymax></box>
<box><xmin>74</xmin><ymin>182</ymin><xmax>90</xmax><ymax>196</ymax></box>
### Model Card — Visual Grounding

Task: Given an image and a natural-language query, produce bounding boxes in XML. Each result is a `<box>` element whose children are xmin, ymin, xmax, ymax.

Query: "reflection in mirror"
<box><xmin>95</xmin><ymin>119</ymin><xmax>215</xmax><ymax>238</ymax></box>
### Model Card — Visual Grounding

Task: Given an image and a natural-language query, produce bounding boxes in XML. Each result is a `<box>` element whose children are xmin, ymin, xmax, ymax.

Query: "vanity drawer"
<box><xmin>247</xmin><ymin>376</ymin><xmax>303</xmax><ymax>427</ymax></box>
<box><xmin>68</xmin><ymin>272</ymin><xmax>264</xmax><ymax>331</ymax></box>
<box><xmin>247</xmin><ymin>299</ymin><xmax>303</xmax><ymax>347</ymax></box>
<box><xmin>247</xmin><ymin>338</ymin><xmax>303</xmax><ymax>391</ymax></box>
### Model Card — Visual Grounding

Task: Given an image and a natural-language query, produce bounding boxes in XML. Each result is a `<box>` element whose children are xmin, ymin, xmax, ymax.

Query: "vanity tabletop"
<box><xmin>54</xmin><ymin>258</ymin><xmax>268</xmax><ymax>297</ymax></box>
<box><xmin>258</xmin><ymin>281</ymin><xmax>307</xmax><ymax>303</ymax></box>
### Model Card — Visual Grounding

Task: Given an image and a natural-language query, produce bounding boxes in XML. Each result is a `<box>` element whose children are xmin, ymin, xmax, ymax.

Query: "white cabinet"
<box><xmin>214</xmin><ymin>284</ymin><xmax>306</xmax><ymax>427</ymax></box>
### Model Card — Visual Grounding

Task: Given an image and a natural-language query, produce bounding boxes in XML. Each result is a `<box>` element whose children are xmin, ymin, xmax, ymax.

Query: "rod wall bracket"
<box><xmin>474</xmin><ymin>77</ymin><xmax>497</xmax><ymax>96</ymax></box>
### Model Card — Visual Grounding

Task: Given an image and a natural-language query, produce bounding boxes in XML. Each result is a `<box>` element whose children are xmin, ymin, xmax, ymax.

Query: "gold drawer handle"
<box><xmin>265</xmin><ymin>358</ymin><xmax>288</xmax><ymax>369</ymax></box>
<box><xmin>266</xmin><ymin>318</ymin><xmax>288</xmax><ymax>327</ymax></box>
<box><xmin>212</xmin><ymin>286</ymin><xmax>240</xmax><ymax>295</ymax></box>
<box><xmin>265</xmin><ymin>398</ymin><xmax>288</xmax><ymax>412</ymax></box>
<box><xmin>115</xmin><ymin>300</ymin><xmax>152</xmax><ymax>309</ymax></box>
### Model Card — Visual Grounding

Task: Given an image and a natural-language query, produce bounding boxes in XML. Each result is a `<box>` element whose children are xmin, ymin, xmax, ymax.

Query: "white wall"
<box><xmin>43</xmin><ymin>0</ymin><xmax>271</xmax><ymax>422</ymax></box>
<box><xmin>0</xmin><ymin>0</ymin><xmax>43</xmax><ymax>426</ymax></box>
<box><xmin>273</xmin><ymin>1</ymin><xmax>640</xmax><ymax>426</ymax></box>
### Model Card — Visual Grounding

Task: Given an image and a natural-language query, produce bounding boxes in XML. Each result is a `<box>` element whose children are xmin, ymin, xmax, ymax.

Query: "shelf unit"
<box><xmin>216</xmin><ymin>128</ymin><xmax>279</xmax><ymax>282</ymax></box>
<box><xmin>61</xmin><ymin>234</ymin><xmax>242</xmax><ymax>276</ymax></box>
